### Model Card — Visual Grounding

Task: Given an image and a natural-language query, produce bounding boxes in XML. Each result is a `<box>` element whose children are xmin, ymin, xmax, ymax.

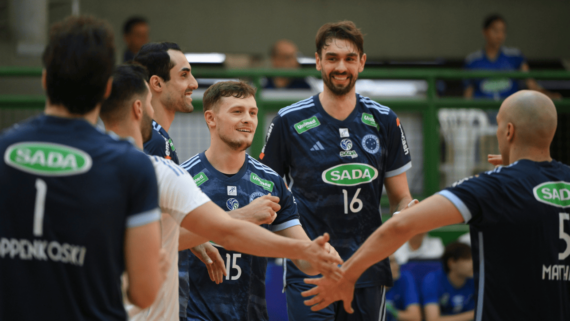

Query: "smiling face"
<box><xmin>160</xmin><ymin>49</ymin><xmax>198</xmax><ymax>113</ymax></box>
<box><xmin>209</xmin><ymin>95</ymin><xmax>258</xmax><ymax>151</ymax></box>
<box><xmin>315</xmin><ymin>38</ymin><xmax>366</xmax><ymax>97</ymax></box>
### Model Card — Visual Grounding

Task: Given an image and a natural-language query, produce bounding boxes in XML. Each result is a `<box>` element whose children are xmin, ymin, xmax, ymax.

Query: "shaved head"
<box><xmin>497</xmin><ymin>90</ymin><xmax>557</xmax><ymax>163</ymax></box>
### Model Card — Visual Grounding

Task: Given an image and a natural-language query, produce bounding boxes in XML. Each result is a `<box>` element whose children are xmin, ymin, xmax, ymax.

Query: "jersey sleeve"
<box><xmin>153</xmin><ymin>157</ymin><xmax>211</xmax><ymax>225</ymax></box>
<box><xmin>270</xmin><ymin>177</ymin><xmax>300</xmax><ymax>232</ymax></box>
<box><xmin>421</xmin><ymin>272</ymin><xmax>440</xmax><ymax>305</ymax></box>
<box><xmin>437</xmin><ymin>170</ymin><xmax>505</xmax><ymax>228</ymax></box>
<box><xmin>123</xmin><ymin>150</ymin><xmax>160</xmax><ymax>228</ymax></box>
<box><xmin>259</xmin><ymin>114</ymin><xmax>289</xmax><ymax>177</ymax></box>
<box><xmin>385</xmin><ymin>110</ymin><xmax>412</xmax><ymax>177</ymax></box>
<box><xmin>401</xmin><ymin>272</ymin><xmax>420</xmax><ymax>308</ymax></box>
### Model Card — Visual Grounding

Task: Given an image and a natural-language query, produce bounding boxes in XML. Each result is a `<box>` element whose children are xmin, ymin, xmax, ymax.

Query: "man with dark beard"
<box><xmin>180</xmin><ymin>81</ymin><xmax>340</xmax><ymax>321</ymax></box>
<box><xmin>259</xmin><ymin>21</ymin><xmax>415</xmax><ymax>321</ymax></box>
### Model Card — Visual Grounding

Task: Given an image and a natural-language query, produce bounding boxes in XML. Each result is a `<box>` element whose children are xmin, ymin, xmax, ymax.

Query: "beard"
<box><xmin>141</xmin><ymin>111</ymin><xmax>153</xmax><ymax>143</ymax></box>
<box><xmin>219</xmin><ymin>129</ymin><xmax>252</xmax><ymax>152</ymax></box>
<box><xmin>322</xmin><ymin>70</ymin><xmax>356</xmax><ymax>96</ymax></box>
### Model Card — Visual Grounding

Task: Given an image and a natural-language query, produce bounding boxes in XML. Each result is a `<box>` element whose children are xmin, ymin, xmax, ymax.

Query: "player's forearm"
<box><xmin>398</xmin><ymin>305</ymin><xmax>422</xmax><ymax>321</ymax></box>
<box><xmin>428</xmin><ymin>311</ymin><xmax>474</xmax><ymax>321</ymax></box>
<box><xmin>227</xmin><ymin>207</ymin><xmax>258</xmax><ymax>224</ymax></box>
<box><xmin>291</xmin><ymin>259</ymin><xmax>319</xmax><ymax>275</ymax></box>
<box><xmin>178</xmin><ymin>227</ymin><xmax>209</xmax><ymax>250</ymax></box>
<box><xmin>391</xmin><ymin>195</ymin><xmax>413</xmax><ymax>215</ymax></box>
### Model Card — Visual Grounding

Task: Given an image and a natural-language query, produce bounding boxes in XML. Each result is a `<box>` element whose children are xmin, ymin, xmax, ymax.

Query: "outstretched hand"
<box><xmin>303</xmin><ymin>233</ymin><xmax>344</xmax><ymax>280</ymax></box>
<box><xmin>301</xmin><ymin>274</ymin><xmax>356</xmax><ymax>313</ymax></box>
<box><xmin>191</xmin><ymin>242</ymin><xmax>226</xmax><ymax>284</ymax></box>
<box><xmin>488</xmin><ymin>154</ymin><xmax>503</xmax><ymax>166</ymax></box>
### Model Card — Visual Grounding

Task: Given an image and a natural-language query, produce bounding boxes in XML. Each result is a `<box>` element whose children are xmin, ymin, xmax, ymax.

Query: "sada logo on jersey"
<box><xmin>226</xmin><ymin>198</ymin><xmax>239</xmax><ymax>210</ymax></box>
<box><xmin>533</xmin><ymin>181</ymin><xmax>570</xmax><ymax>208</ymax></box>
<box><xmin>322</xmin><ymin>163</ymin><xmax>378</xmax><ymax>186</ymax></box>
<box><xmin>4</xmin><ymin>142</ymin><xmax>92</xmax><ymax>176</ymax></box>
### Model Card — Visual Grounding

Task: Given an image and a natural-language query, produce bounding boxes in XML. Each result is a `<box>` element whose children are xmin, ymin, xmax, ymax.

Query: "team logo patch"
<box><xmin>227</xmin><ymin>186</ymin><xmax>237</xmax><ymax>196</ymax></box>
<box><xmin>249</xmin><ymin>191</ymin><xmax>266</xmax><ymax>203</ymax></box>
<box><xmin>193</xmin><ymin>172</ymin><xmax>208</xmax><ymax>187</ymax></box>
<box><xmin>361</xmin><ymin>134</ymin><xmax>380</xmax><ymax>154</ymax></box>
<box><xmin>340</xmin><ymin>139</ymin><xmax>353</xmax><ymax>151</ymax></box>
<box><xmin>226</xmin><ymin>198</ymin><xmax>239</xmax><ymax>210</ymax></box>
<box><xmin>294</xmin><ymin>116</ymin><xmax>320</xmax><ymax>134</ymax></box>
<box><xmin>339</xmin><ymin>128</ymin><xmax>349</xmax><ymax>138</ymax></box>
<box><xmin>250</xmin><ymin>173</ymin><xmax>274</xmax><ymax>192</ymax></box>
<box><xmin>361</xmin><ymin>113</ymin><xmax>379</xmax><ymax>130</ymax></box>
<box><xmin>4</xmin><ymin>142</ymin><xmax>92</xmax><ymax>176</ymax></box>
<box><xmin>533</xmin><ymin>181</ymin><xmax>570</xmax><ymax>208</ymax></box>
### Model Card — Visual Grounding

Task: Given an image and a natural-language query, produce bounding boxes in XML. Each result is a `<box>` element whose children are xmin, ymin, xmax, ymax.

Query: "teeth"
<box><xmin>237</xmin><ymin>129</ymin><xmax>250</xmax><ymax>132</ymax></box>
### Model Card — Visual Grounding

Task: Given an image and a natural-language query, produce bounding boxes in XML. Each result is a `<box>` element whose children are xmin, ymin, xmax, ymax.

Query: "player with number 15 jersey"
<box><xmin>261</xmin><ymin>92</ymin><xmax>411</xmax><ymax>289</ymax></box>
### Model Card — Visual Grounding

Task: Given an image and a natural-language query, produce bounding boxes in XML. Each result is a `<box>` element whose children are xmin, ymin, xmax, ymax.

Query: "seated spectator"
<box><xmin>123</xmin><ymin>16</ymin><xmax>149</xmax><ymax>62</ymax></box>
<box><xmin>264</xmin><ymin>39</ymin><xmax>311</xmax><ymax>89</ymax></box>
<box><xmin>394</xmin><ymin>232</ymin><xmax>444</xmax><ymax>265</ymax></box>
<box><xmin>422</xmin><ymin>242</ymin><xmax>475</xmax><ymax>321</ymax></box>
<box><xmin>464</xmin><ymin>14</ymin><xmax>560</xmax><ymax>100</ymax></box>
<box><xmin>386</xmin><ymin>255</ymin><xmax>421</xmax><ymax>321</ymax></box>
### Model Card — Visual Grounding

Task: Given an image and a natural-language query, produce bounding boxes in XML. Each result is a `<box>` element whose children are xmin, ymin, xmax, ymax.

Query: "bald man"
<box><xmin>302</xmin><ymin>90</ymin><xmax>570</xmax><ymax>321</ymax></box>
<box><xmin>265</xmin><ymin>39</ymin><xmax>311</xmax><ymax>89</ymax></box>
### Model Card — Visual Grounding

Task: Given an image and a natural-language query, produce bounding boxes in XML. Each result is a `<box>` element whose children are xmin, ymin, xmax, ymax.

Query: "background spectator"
<box><xmin>394</xmin><ymin>232</ymin><xmax>444</xmax><ymax>265</ymax></box>
<box><xmin>422</xmin><ymin>242</ymin><xmax>475</xmax><ymax>321</ymax></box>
<box><xmin>123</xmin><ymin>16</ymin><xmax>150</xmax><ymax>62</ymax></box>
<box><xmin>464</xmin><ymin>14</ymin><xmax>561</xmax><ymax>100</ymax></box>
<box><xmin>386</xmin><ymin>255</ymin><xmax>421</xmax><ymax>321</ymax></box>
<box><xmin>264</xmin><ymin>39</ymin><xmax>311</xmax><ymax>89</ymax></box>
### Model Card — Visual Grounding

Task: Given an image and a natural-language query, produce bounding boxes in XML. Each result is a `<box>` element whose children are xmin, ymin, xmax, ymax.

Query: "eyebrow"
<box><xmin>180</xmin><ymin>67</ymin><xmax>190</xmax><ymax>72</ymax></box>
<box><xmin>324</xmin><ymin>52</ymin><xmax>358</xmax><ymax>57</ymax></box>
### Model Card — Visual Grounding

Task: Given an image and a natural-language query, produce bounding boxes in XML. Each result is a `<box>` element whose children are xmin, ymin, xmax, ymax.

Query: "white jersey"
<box><xmin>126</xmin><ymin>156</ymin><xmax>210</xmax><ymax>321</ymax></box>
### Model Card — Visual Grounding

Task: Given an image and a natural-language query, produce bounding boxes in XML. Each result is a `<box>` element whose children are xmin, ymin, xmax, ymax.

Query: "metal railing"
<box><xmin>1</xmin><ymin>66</ymin><xmax>569</xmax><ymax>201</ymax></box>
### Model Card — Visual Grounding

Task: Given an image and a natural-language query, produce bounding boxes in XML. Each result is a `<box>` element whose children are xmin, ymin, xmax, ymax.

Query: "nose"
<box><xmin>188</xmin><ymin>73</ymin><xmax>198</xmax><ymax>90</ymax></box>
<box><xmin>335</xmin><ymin>59</ymin><xmax>347</xmax><ymax>73</ymax></box>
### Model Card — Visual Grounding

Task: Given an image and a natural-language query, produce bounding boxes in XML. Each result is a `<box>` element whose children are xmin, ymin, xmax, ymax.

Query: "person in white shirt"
<box><xmin>100</xmin><ymin>63</ymin><xmax>343</xmax><ymax>321</ymax></box>
<box><xmin>393</xmin><ymin>232</ymin><xmax>445</xmax><ymax>265</ymax></box>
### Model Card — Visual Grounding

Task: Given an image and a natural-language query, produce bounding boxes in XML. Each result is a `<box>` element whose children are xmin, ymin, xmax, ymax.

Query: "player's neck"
<box><xmin>318</xmin><ymin>89</ymin><xmax>356</xmax><ymax>121</ymax></box>
<box><xmin>44</xmin><ymin>103</ymin><xmax>100</xmax><ymax>126</ymax></box>
<box><xmin>508</xmin><ymin>146</ymin><xmax>552</xmax><ymax>164</ymax></box>
<box><xmin>484</xmin><ymin>44</ymin><xmax>501</xmax><ymax>61</ymax></box>
<box><xmin>105</xmin><ymin>121</ymin><xmax>144</xmax><ymax>149</ymax></box>
<box><xmin>151</xmin><ymin>96</ymin><xmax>175</xmax><ymax>132</ymax></box>
<box><xmin>204</xmin><ymin>140</ymin><xmax>246</xmax><ymax>175</ymax></box>
<box><xmin>447</xmin><ymin>271</ymin><xmax>467</xmax><ymax>289</ymax></box>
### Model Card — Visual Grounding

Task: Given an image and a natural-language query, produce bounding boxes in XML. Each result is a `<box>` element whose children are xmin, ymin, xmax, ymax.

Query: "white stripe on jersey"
<box><xmin>278</xmin><ymin>98</ymin><xmax>315</xmax><ymax>116</ymax></box>
<box><xmin>475</xmin><ymin>232</ymin><xmax>485</xmax><ymax>321</ymax></box>
<box><xmin>359</xmin><ymin>96</ymin><xmax>390</xmax><ymax>115</ymax></box>
<box><xmin>248</xmin><ymin>158</ymin><xmax>279</xmax><ymax>176</ymax></box>
<box><xmin>181</xmin><ymin>155</ymin><xmax>201</xmax><ymax>171</ymax></box>
<box><xmin>152</xmin><ymin>121</ymin><xmax>162</xmax><ymax>131</ymax></box>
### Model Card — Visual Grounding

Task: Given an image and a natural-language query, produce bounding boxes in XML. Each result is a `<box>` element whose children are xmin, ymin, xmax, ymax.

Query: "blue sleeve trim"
<box><xmin>270</xmin><ymin>219</ymin><xmax>301</xmax><ymax>232</ymax></box>
<box><xmin>438</xmin><ymin>190</ymin><xmax>471</xmax><ymax>223</ymax></box>
<box><xmin>126</xmin><ymin>208</ymin><xmax>161</xmax><ymax>228</ymax></box>
<box><xmin>386</xmin><ymin>161</ymin><xmax>412</xmax><ymax>178</ymax></box>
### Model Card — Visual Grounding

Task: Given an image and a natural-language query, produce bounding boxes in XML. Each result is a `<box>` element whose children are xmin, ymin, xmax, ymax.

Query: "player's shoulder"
<box><xmin>247</xmin><ymin>154</ymin><xmax>280</xmax><ymax>179</ymax></box>
<box><xmin>149</xmin><ymin>155</ymin><xmax>188</xmax><ymax>178</ymax></box>
<box><xmin>357</xmin><ymin>94</ymin><xmax>397</xmax><ymax>123</ymax></box>
<box><xmin>145</xmin><ymin>126</ymin><xmax>167</xmax><ymax>147</ymax></box>
<box><xmin>276</xmin><ymin>96</ymin><xmax>317</xmax><ymax>120</ymax></box>
<box><xmin>501</xmin><ymin>46</ymin><xmax>523</xmax><ymax>57</ymax></box>
<box><xmin>180</xmin><ymin>153</ymin><xmax>203</xmax><ymax>174</ymax></box>
<box><xmin>0</xmin><ymin>114</ymin><xmax>39</xmax><ymax>141</ymax></box>
<box><xmin>465</xmin><ymin>49</ymin><xmax>484</xmax><ymax>64</ymax></box>
<box><xmin>105</xmin><ymin>132</ymin><xmax>153</xmax><ymax>166</ymax></box>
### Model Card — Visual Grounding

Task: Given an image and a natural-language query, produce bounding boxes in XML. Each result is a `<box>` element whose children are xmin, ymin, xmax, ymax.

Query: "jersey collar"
<box><xmin>198</xmin><ymin>152</ymin><xmax>250</xmax><ymax>184</ymax></box>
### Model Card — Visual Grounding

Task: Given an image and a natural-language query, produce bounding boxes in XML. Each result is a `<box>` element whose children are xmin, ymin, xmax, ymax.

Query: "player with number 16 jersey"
<box><xmin>261</xmin><ymin>92</ymin><xmax>411</xmax><ymax>289</ymax></box>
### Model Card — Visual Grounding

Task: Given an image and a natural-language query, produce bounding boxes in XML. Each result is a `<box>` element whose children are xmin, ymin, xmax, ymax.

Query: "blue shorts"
<box><xmin>286</xmin><ymin>282</ymin><xmax>386</xmax><ymax>321</ymax></box>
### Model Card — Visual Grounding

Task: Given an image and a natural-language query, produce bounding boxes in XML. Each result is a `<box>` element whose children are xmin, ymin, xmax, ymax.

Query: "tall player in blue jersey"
<box><xmin>303</xmin><ymin>90</ymin><xmax>570</xmax><ymax>321</ymax></box>
<box><xmin>181</xmin><ymin>81</ymin><xmax>340</xmax><ymax>321</ymax></box>
<box><xmin>0</xmin><ymin>16</ymin><xmax>165</xmax><ymax>320</ymax></box>
<box><xmin>134</xmin><ymin>42</ymin><xmax>225</xmax><ymax>319</ymax></box>
<box><xmin>260</xmin><ymin>21</ymin><xmax>414</xmax><ymax>321</ymax></box>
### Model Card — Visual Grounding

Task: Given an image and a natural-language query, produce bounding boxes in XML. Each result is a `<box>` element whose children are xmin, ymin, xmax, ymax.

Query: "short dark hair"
<box><xmin>315</xmin><ymin>20</ymin><xmax>364</xmax><ymax>57</ymax></box>
<box><xmin>100</xmin><ymin>63</ymin><xmax>149</xmax><ymax>123</ymax></box>
<box><xmin>42</xmin><ymin>15</ymin><xmax>115</xmax><ymax>115</ymax></box>
<box><xmin>442</xmin><ymin>242</ymin><xmax>472</xmax><ymax>274</ymax></box>
<box><xmin>483</xmin><ymin>14</ymin><xmax>505</xmax><ymax>30</ymax></box>
<box><xmin>123</xmin><ymin>16</ymin><xmax>148</xmax><ymax>35</ymax></box>
<box><xmin>134</xmin><ymin>42</ymin><xmax>182</xmax><ymax>82</ymax></box>
<box><xmin>203</xmin><ymin>81</ymin><xmax>256</xmax><ymax>112</ymax></box>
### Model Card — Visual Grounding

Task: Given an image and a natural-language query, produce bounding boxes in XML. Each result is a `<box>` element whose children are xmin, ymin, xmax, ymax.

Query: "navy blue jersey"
<box><xmin>439</xmin><ymin>160</ymin><xmax>570</xmax><ymax>321</ymax></box>
<box><xmin>144</xmin><ymin>120</ymin><xmax>179</xmax><ymax>164</ymax></box>
<box><xmin>386</xmin><ymin>271</ymin><xmax>420</xmax><ymax>321</ymax></box>
<box><xmin>422</xmin><ymin>270</ymin><xmax>475</xmax><ymax>315</ymax></box>
<box><xmin>260</xmin><ymin>94</ymin><xmax>412</xmax><ymax>288</ymax></box>
<box><xmin>181</xmin><ymin>152</ymin><xmax>300</xmax><ymax>321</ymax></box>
<box><xmin>464</xmin><ymin>47</ymin><xmax>526</xmax><ymax>99</ymax></box>
<box><xmin>0</xmin><ymin>115</ymin><xmax>160</xmax><ymax>321</ymax></box>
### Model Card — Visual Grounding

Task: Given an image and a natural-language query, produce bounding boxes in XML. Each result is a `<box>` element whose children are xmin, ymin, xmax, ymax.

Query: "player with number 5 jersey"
<box><xmin>260</xmin><ymin>21</ymin><xmax>414</xmax><ymax>321</ymax></box>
